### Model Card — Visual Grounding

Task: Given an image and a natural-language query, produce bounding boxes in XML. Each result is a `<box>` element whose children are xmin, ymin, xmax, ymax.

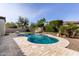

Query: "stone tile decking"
<box><xmin>13</xmin><ymin>34</ymin><xmax>79</xmax><ymax>56</ymax></box>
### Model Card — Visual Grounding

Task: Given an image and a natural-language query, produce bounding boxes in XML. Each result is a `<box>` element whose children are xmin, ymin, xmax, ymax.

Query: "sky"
<box><xmin>0</xmin><ymin>3</ymin><xmax>79</xmax><ymax>23</ymax></box>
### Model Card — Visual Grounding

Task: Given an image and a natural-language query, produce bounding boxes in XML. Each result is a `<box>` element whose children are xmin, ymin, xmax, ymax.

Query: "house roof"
<box><xmin>0</xmin><ymin>16</ymin><xmax>6</xmax><ymax>22</ymax></box>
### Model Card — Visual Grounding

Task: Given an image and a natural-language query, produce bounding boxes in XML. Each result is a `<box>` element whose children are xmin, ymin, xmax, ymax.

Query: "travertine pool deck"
<box><xmin>13</xmin><ymin>34</ymin><xmax>79</xmax><ymax>56</ymax></box>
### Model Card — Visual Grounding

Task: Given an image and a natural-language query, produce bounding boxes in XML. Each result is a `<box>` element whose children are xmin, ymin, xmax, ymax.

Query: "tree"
<box><xmin>17</xmin><ymin>16</ymin><xmax>29</xmax><ymax>30</ymax></box>
<box><xmin>49</xmin><ymin>20</ymin><xmax>63</xmax><ymax>32</ymax></box>
<box><xmin>6</xmin><ymin>22</ymin><xmax>11</xmax><ymax>28</ymax></box>
<box><xmin>66</xmin><ymin>23</ymin><xmax>79</xmax><ymax>37</ymax></box>
<box><xmin>37</xmin><ymin>18</ymin><xmax>46</xmax><ymax>32</ymax></box>
<box><xmin>59</xmin><ymin>23</ymin><xmax>79</xmax><ymax>38</ymax></box>
<box><xmin>45</xmin><ymin>24</ymin><xmax>53</xmax><ymax>32</ymax></box>
<box><xmin>30</xmin><ymin>23</ymin><xmax>37</xmax><ymax>33</ymax></box>
<box><xmin>37</xmin><ymin>18</ymin><xmax>46</xmax><ymax>27</ymax></box>
<box><xmin>59</xmin><ymin>25</ymin><xmax>68</xmax><ymax>37</ymax></box>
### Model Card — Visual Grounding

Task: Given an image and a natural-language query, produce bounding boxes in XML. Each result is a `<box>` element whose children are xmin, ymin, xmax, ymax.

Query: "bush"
<box><xmin>59</xmin><ymin>25</ymin><xmax>68</xmax><ymax>35</ymax></box>
<box><xmin>49</xmin><ymin>20</ymin><xmax>63</xmax><ymax>32</ymax></box>
<box><xmin>59</xmin><ymin>23</ymin><xmax>79</xmax><ymax>38</ymax></box>
<box><xmin>45</xmin><ymin>25</ymin><xmax>53</xmax><ymax>32</ymax></box>
<box><xmin>6</xmin><ymin>22</ymin><xmax>17</xmax><ymax>28</ymax></box>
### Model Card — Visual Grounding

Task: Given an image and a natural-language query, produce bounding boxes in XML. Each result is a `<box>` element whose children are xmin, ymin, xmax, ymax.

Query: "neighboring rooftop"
<box><xmin>63</xmin><ymin>21</ymin><xmax>79</xmax><ymax>24</ymax></box>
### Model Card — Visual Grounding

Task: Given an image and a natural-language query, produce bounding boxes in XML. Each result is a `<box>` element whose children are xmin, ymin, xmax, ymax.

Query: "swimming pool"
<box><xmin>17</xmin><ymin>34</ymin><xmax>69</xmax><ymax>47</ymax></box>
<box><xmin>25</xmin><ymin>34</ymin><xmax>59</xmax><ymax>44</ymax></box>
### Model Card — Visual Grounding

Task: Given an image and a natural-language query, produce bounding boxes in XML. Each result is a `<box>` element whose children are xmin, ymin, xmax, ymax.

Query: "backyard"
<box><xmin>0</xmin><ymin>3</ymin><xmax>78</xmax><ymax>56</ymax></box>
<box><xmin>1</xmin><ymin>16</ymin><xmax>78</xmax><ymax>56</ymax></box>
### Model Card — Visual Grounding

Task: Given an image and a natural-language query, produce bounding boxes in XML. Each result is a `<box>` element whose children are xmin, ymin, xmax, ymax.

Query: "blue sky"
<box><xmin>0</xmin><ymin>3</ymin><xmax>79</xmax><ymax>23</ymax></box>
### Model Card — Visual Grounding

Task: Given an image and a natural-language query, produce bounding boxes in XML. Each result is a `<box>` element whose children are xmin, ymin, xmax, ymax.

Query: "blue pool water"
<box><xmin>18</xmin><ymin>34</ymin><xmax>59</xmax><ymax>44</ymax></box>
<box><xmin>28</xmin><ymin>34</ymin><xmax>59</xmax><ymax>44</ymax></box>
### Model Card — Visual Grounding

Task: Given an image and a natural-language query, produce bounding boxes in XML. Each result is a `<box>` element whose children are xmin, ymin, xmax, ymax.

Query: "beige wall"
<box><xmin>0</xmin><ymin>19</ymin><xmax>5</xmax><ymax>35</ymax></box>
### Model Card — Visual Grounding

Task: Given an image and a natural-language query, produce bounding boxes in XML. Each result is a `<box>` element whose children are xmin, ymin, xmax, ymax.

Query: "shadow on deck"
<box><xmin>0</xmin><ymin>33</ymin><xmax>25</xmax><ymax>56</ymax></box>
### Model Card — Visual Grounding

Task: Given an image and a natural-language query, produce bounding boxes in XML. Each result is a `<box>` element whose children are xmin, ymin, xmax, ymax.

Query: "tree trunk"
<box><xmin>71</xmin><ymin>31</ymin><xmax>76</xmax><ymax>38</ymax></box>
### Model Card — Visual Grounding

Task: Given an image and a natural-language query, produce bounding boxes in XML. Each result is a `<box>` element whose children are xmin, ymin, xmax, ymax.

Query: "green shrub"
<box><xmin>49</xmin><ymin>20</ymin><xmax>63</xmax><ymax>32</ymax></box>
<box><xmin>59</xmin><ymin>25</ymin><xmax>67</xmax><ymax>35</ymax></box>
<box><xmin>45</xmin><ymin>25</ymin><xmax>53</xmax><ymax>32</ymax></box>
<box><xmin>59</xmin><ymin>23</ymin><xmax>79</xmax><ymax>38</ymax></box>
<box><xmin>6</xmin><ymin>22</ymin><xmax>17</xmax><ymax>28</ymax></box>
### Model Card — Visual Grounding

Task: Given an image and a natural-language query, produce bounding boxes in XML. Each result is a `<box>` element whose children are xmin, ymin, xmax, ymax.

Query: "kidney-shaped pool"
<box><xmin>26</xmin><ymin>34</ymin><xmax>59</xmax><ymax>44</ymax></box>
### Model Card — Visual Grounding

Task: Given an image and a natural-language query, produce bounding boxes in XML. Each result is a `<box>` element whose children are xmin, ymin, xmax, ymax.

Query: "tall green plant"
<box><xmin>30</xmin><ymin>23</ymin><xmax>37</xmax><ymax>33</ymax></box>
<box><xmin>17</xmin><ymin>16</ymin><xmax>29</xmax><ymax>29</ymax></box>
<box><xmin>45</xmin><ymin>25</ymin><xmax>53</xmax><ymax>32</ymax></box>
<box><xmin>59</xmin><ymin>23</ymin><xmax>79</xmax><ymax>38</ymax></box>
<box><xmin>37</xmin><ymin>18</ymin><xmax>46</xmax><ymax>32</ymax></box>
<box><xmin>49</xmin><ymin>20</ymin><xmax>63</xmax><ymax>32</ymax></box>
<box><xmin>6</xmin><ymin>22</ymin><xmax>17</xmax><ymax>28</ymax></box>
<box><xmin>37</xmin><ymin>18</ymin><xmax>46</xmax><ymax>27</ymax></box>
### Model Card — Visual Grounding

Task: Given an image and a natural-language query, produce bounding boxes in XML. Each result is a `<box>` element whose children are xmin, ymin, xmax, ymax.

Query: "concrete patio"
<box><xmin>0</xmin><ymin>33</ymin><xmax>23</xmax><ymax>56</ymax></box>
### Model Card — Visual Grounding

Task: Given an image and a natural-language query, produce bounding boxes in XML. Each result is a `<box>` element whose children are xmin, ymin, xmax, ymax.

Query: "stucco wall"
<box><xmin>0</xmin><ymin>19</ymin><xmax>5</xmax><ymax>35</ymax></box>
